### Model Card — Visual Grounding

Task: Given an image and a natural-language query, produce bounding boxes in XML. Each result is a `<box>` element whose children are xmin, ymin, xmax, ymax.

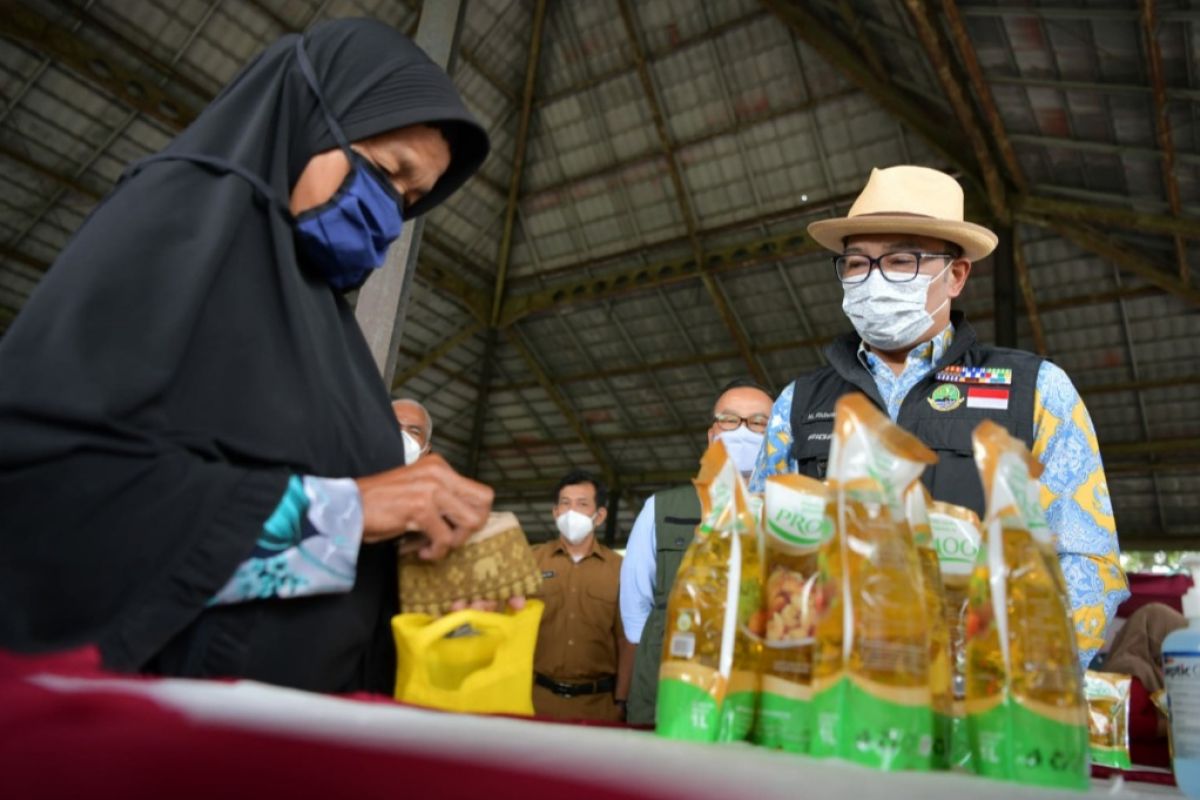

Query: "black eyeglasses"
<box><xmin>833</xmin><ymin>251</ymin><xmax>956</xmax><ymax>284</ymax></box>
<box><xmin>712</xmin><ymin>413</ymin><xmax>769</xmax><ymax>434</ymax></box>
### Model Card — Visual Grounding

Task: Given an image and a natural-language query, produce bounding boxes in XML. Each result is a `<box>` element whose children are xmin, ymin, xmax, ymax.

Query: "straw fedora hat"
<box><xmin>808</xmin><ymin>166</ymin><xmax>998</xmax><ymax>261</ymax></box>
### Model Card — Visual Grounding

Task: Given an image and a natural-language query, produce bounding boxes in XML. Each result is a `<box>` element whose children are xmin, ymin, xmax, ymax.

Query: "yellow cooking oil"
<box><xmin>657</xmin><ymin>439</ymin><xmax>762</xmax><ymax>743</ymax></box>
<box><xmin>809</xmin><ymin>394</ymin><xmax>938</xmax><ymax>771</ymax></box>
<box><xmin>965</xmin><ymin>421</ymin><xmax>1088</xmax><ymax>791</ymax></box>
<box><xmin>929</xmin><ymin>500</ymin><xmax>983</xmax><ymax>770</ymax></box>
<box><xmin>906</xmin><ymin>484</ymin><xmax>953</xmax><ymax>769</ymax></box>
<box><xmin>753</xmin><ymin>474</ymin><xmax>831</xmax><ymax>753</ymax></box>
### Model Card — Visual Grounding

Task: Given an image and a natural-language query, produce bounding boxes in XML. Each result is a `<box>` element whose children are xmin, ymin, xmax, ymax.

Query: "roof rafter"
<box><xmin>536</xmin><ymin>8</ymin><xmax>768</xmax><ymax>107</ymax></box>
<box><xmin>1139</xmin><ymin>0</ymin><xmax>1190</xmax><ymax>284</ymax></box>
<box><xmin>0</xmin><ymin>2</ymin><xmax>199</xmax><ymax>130</ymax></box>
<box><xmin>1033</xmin><ymin>218</ymin><xmax>1200</xmax><ymax>308</ymax></box>
<box><xmin>762</xmin><ymin>0</ymin><xmax>981</xmax><ymax>187</ymax></box>
<box><xmin>617</xmin><ymin>0</ymin><xmax>769</xmax><ymax>388</ymax></box>
<box><xmin>391</xmin><ymin>319</ymin><xmax>482</xmax><ymax>390</ymax></box>
<box><xmin>501</xmin><ymin>227</ymin><xmax>822</xmax><ymax>327</ymax></box>
<box><xmin>505</xmin><ymin>326</ymin><xmax>615</xmax><ymax>487</ymax></box>
<box><xmin>526</xmin><ymin>87</ymin><xmax>856</xmax><ymax>202</ymax></box>
<box><xmin>466</xmin><ymin>0</ymin><xmax>549</xmax><ymax>477</ymax></box>
<box><xmin>933</xmin><ymin>0</ymin><xmax>1045</xmax><ymax>354</ymax></box>
<box><xmin>766</xmin><ymin>0</ymin><xmax>1200</xmax><ymax>314</ymax></box>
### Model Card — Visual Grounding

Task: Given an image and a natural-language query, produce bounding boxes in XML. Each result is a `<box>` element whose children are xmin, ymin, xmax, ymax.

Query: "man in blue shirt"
<box><xmin>619</xmin><ymin>379</ymin><xmax>774</xmax><ymax>725</ymax></box>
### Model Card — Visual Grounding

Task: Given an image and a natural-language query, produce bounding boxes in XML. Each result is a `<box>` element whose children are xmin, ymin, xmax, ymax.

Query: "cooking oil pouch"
<box><xmin>809</xmin><ymin>394</ymin><xmax>938</xmax><ymax>771</ymax></box>
<box><xmin>392</xmin><ymin>600</ymin><xmax>544</xmax><ymax>716</ymax></box>
<box><xmin>906</xmin><ymin>484</ymin><xmax>953</xmax><ymax>769</ymax></box>
<box><xmin>657</xmin><ymin>439</ymin><xmax>763</xmax><ymax>743</ymax></box>
<box><xmin>929</xmin><ymin>500</ymin><xmax>983</xmax><ymax>771</ymax></box>
<box><xmin>965</xmin><ymin>420</ymin><xmax>1089</xmax><ymax>791</ymax></box>
<box><xmin>753</xmin><ymin>474</ymin><xmax>831</xmax><ymax>752</ymax></box>
<box><xmin>1085</xmin><ymin>670</ymin><xmax>1132</xmax><ymax>769</ymax></box>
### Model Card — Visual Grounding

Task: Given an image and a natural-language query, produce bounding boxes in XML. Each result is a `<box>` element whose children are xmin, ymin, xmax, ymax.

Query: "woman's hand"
<box><xmin>355</xmin><ymin>454</ymin><xmax>493</xmax><ymax>560</ymax></box>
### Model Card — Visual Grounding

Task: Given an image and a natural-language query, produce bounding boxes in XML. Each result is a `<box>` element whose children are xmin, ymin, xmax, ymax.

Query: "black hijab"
<box><xmin>0</xmin><ymin>19</ymin><xmax>488</xmax><ymax>692</ymax></box>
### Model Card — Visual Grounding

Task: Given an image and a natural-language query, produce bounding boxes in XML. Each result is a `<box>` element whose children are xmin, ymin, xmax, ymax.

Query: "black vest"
<box><xmin>787</xmin><ymin>313</ymin><xmax>1043</xmax><ymax>518</ymax></box>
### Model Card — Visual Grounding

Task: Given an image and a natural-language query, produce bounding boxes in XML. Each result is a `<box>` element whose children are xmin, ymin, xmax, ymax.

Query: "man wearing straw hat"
<box><xmin>748</xmin><ymin>165</ymin><xmax>1129</xmax><ymax>670</ymax></box>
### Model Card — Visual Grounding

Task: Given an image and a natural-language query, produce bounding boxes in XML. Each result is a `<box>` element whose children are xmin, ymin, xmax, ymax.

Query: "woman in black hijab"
<box><xmin>0</xmin><ymin>19</ymin><xmax>492</xmax><ymax>694</ymax></box>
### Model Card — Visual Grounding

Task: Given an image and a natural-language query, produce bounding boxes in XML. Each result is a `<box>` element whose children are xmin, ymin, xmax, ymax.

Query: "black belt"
<box><xmin>535</xmin><ymin>672</ymin><xmax>615</xmax><ymax>697</ymax></box>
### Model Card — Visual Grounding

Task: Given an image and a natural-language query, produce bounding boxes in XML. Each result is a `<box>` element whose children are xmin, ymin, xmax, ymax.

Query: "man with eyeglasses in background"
<box><xmin>620</xmin><ymin>378</ymin><xmax>774</xmax><ymax>725</ymax></box>
<box><xmin>749</xmin><ymin>165</ymin><xmax>1128</xmax><ymax>672</ymax></box>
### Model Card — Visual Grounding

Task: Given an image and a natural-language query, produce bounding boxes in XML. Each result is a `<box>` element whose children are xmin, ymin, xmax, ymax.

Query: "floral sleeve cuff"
<box><xmin>210</xmin><ymin>475</ymin><xmax>363</xmax><ymax>605</ymax></box>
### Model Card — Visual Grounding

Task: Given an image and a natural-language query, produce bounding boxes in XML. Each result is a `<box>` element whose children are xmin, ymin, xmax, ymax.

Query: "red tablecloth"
<box><xmin>0</xmin><ymin>648</ymin><xmax>1181</xmax><ymax>800</ymax></box>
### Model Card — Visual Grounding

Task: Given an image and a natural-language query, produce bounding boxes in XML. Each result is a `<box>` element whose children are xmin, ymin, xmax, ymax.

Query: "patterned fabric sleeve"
<box><xmin>210</xmin><ymin>475</ymin><xmax>363</xmax><ymax>605</ymax></box>
<box><xmin>749</xmin><ymin>381</ymin><xmax>796</xmax><ymax>494</ymax></box>
<box><xmin>1031</xmin><ymin>361</ymin><xmax>1131</xmax><ymax>670</ymax></box>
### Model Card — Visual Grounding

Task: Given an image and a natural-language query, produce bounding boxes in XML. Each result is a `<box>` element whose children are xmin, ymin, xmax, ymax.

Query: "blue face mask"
<box><xmin>292</xmin><ymin>40</ymin><xmax>404</xmax><ymax>291</ymax></box>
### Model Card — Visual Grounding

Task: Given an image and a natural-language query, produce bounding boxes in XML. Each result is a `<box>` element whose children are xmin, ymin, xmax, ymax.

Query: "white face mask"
<box><xmin>841</xmin><ymin>262</ymin><xmax>951</xmax><ymax>351</ymax></box>
<box><xmin>402</xmin><ymin>430</ymin><xmax>427</xmax><ymax>465</ymax></box>
<box><xmin>715</xmin><ymin>426</ymin><xmax>765</xmax><ymax>478</ymax></box>
<box><xmin>555</xmin><ymin>509</ymin><xmax>596</xmax><ymax>545</ymax></box>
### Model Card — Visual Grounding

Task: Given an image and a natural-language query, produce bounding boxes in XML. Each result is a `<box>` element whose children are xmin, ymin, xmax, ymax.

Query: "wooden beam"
<box><xmin>390</xmin><ymin>320</ymin><xmax>482</xmax><ymax>390</ymax></box>
<box><xmin>489</xmin><ymin>0</ymin><xmax>549</xmax><ymax>327</ymax></box>
<box><xmin>1011</xmin><ymin>227</ymin><xmax>1048</xmax><ymax>355</ymax></box>
<box><xmin>940</xmin><ymin>0</ymin><xmax>1027</xmax><ymax>192</ymax></box>
<box><xmin>1031</xmin><ymin>217</ymin><xmax>1200</xmax><ymax>308</ymax></box>
<box><xmin>527</xmin><ymin>88</ymin><xmax>856</xmax><ymax>203</ymax></box>
<box><xmin>1015</xmin><ymin>195</ymin><xmax>1200</xmax><ymax>240</ymax></box>
<box><xmin>536</xmin><ymin>9</ymin><xmax>768</xmax><ymax>106</ymax></box>
<box><xmin>988</xmin><ymin>74</ymin><xmax>1200</xmax><ymax>105</ymax></box>
<box><xmin>618</xmin><ymin>0</ymin><xmax>769</xmax><ymax>388</ymax></box>
<box><xmin>1104</xmin><ymin>438</ymin><xmax>1200</xmax><ymax>458</ymax></box>
<box><xmin>763</xmin><ymin>0</ymin><xmax>980</xmax><ymax>181</ymax></box>
<box><xmin>499</xmin><ymin>227</ymin><xmax>823</xmax><ymax>326</ymax></box>
<box><xmin>505</xmin><ymin>327</ymin><xmax>615</xmax><ymax>486</ymax></box>
<box><xmin>1117</xmin><ymin>536</ymin><xmax>1200</xmax><ymax>551</ymax></box>
<box><xmin>469</xmin><ymin>0</ymin><xmax>549</xmax><ymax>476</ymax></box>
<box><xmin>395</xmin><ymin>345</ymin><xmax>479</xmax><ymax>391</ymax></box>
<box><xmin>903</xmin><ymin>0</ymin><xmax>1008</xmax><ymax>219</ymax></box>
<box><xmin>465</xmin><ymin>328</ymin><xmax>498</xmax><ymax>478</ymax></box>
<box><xmin>1140</xmin><ymin>0</ymin><xmax>1190</xmax><ymax>283</ymax></box>
<box><xmin>0</xmin><ymin>3</ymin><xmax>198</xmax><ymax>129</ymax></box>
<box><xmin>0</xmin><ymin>142</ymin><xmax>104</xmax><ymax>202</ymax></box>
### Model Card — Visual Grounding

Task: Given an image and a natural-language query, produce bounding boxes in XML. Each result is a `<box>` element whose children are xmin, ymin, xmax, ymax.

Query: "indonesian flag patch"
<box><xmin>966</xmin><ymin>386</ymin><xmax>1010</xmax><ymax>410</ymax></box>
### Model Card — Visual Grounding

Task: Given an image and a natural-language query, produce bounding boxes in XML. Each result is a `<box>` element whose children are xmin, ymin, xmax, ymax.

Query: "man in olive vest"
<box><xmin>620</xmin><ymin>378</ymin><xmax>774</xmax><ymax>725</ymax></box>
<box><xmin>748</xmin><ymin>165</ymin><xmax>1129</xmax><ymax>670</ymax></box>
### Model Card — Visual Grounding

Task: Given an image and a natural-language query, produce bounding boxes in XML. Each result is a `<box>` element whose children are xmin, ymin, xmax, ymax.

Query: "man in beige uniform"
<box><xmin>531</xmin><ymin>470</ymin><xmax>632</xmax><ymax>721</ymax></box>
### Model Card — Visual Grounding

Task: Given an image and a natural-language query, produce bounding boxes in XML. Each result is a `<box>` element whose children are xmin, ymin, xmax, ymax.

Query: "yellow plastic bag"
<box><xmin>392</xmin><ymin>600</ymin><xmax>544</xmax><ymax>715</ymax></box>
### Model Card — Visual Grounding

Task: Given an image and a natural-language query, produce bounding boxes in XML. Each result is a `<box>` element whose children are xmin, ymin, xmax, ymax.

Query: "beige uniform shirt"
<box><xmin>530</xmin><ymin>538</ymin><xmax>624</xmax><ymax>721</ymax></box>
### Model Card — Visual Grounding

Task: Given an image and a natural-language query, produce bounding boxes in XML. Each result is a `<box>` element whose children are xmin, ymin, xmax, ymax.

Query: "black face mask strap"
<box><xmin>293</xmin><ymin>38</ymin><xmax>354</xmax><ymax>160</ymax></box>
<box><xmin>123</xmin><ymin>154</ymin><xmax>291</xmax><ymax>216</ymax></box>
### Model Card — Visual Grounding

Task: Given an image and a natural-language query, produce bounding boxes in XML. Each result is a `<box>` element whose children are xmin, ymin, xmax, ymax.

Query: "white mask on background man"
<box><xmin>402</xmin><ymin>430</ymin><xmax>425</xmax><ymax>465</ymax></box>
<box><xmin>555</xmin><ymin>509</ymin><xmax>595</xmax><ymax>545</ymax></box>
<box><xmin>716</xmin><ymin>426</ymin><xmax>765</xmax><ymax>478</ymax></box>
<box><xmin>841</xmin><ymin>262</ymin><xmax>951</xmax><ymax>351</ymax></box>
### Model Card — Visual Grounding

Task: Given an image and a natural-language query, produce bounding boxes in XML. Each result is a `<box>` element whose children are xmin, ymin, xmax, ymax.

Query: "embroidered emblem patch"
<box><xmin>966</xmin><ymin>386</ymin><xmax>1010</xmax><ymax>410</ymax></box>
<box><xmin>928</xmin><ymin>383</ymin><xmax>964</xmax><ymax>412</ymax></box>
<box><xmin>935</xmin><ymin>365</ymin><xmax>1013</xmax><ymax>385</ymax></box>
